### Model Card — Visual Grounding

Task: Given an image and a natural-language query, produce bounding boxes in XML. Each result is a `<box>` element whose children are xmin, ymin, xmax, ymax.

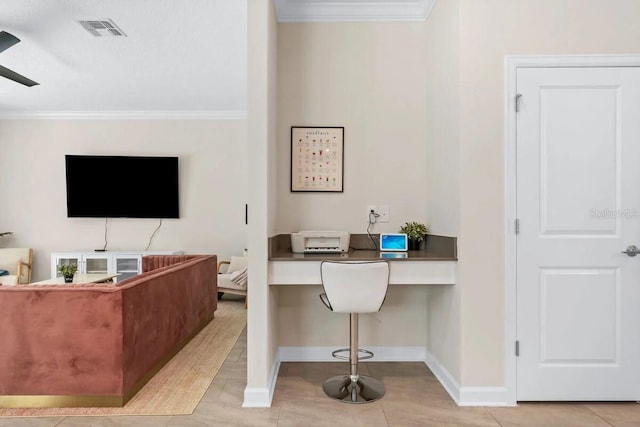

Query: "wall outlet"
<box><xmin>378</xmin><ymin>205</ymin><xmax>390</xmax><ymax>222</ymax></box>
<box><xmin>367</xmin><ymin>205</ymin><xmax>377</xmax><ymax>222</ymax></box>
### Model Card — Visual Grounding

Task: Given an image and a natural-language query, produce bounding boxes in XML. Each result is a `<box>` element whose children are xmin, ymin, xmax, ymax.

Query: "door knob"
<box><xmin>622</xmin><ymin>245</ymin><xmax>640</xmax><ymax>257</ymax></box>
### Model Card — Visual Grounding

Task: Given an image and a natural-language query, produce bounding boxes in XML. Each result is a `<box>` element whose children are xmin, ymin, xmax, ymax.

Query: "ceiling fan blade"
<box><xmin>0</xmin><ymin>64</ymin><xmax>38</xmax><ymax>87</ymax></box>
<box><xmin>0</xmin><ymin>31</ymin><xmax>20</xmax><ymax>54</ymax></box>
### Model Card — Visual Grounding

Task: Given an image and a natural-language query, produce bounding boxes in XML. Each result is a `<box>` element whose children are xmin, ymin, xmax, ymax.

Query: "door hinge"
<box><xmin>515</xmin><ymin>218</ymin><xmax>520</xmax><ymax>234</ymax></box>
<box><xmin>515</xmin><ymin>94</ymin><xmax>522</xmax><ymax>113</ymax></box>
<box><xmin>515</xmin><ymin>340</ymin><xmax>520</xmax><ymax>356</ymax></box>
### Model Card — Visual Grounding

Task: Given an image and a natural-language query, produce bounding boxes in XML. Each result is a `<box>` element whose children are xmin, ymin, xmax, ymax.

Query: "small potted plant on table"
<box><xmin>400</xmin><ymin>221</ymin><xmax>429</xmax><ymax>251</ymax></box>
<box><xmin>58</xmin><ymin>264</ymin><xmax>78</xmax><ymax>283</ymax></box>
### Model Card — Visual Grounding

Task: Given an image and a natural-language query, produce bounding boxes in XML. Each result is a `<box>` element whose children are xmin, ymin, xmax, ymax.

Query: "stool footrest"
<box><xmin>331</xmin><ymin>348</ymin><xmax>374</xmax><ymax>361</ymax></box>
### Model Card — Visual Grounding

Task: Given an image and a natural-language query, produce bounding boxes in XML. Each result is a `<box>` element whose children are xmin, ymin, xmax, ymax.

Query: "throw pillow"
<box><xmin>0</xmin><ymin>269</ymin><xmax>8</xmax><ymax>276</ymax></box>
<box><xmin>226</xmin><ymin>256</ymin><xmax>248</xmax><ymax>273</ymax></box>
<box><xmin>230</xmin><ymin>267</ymin><xmax>248</xmax><ymax>289</ymax></box>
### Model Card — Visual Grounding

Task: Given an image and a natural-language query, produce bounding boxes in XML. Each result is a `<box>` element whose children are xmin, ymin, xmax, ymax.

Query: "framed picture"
<box><xmin>291</xmin><ymin>126</ymin><xmax>344</xmax><ymax>192</ymax></box>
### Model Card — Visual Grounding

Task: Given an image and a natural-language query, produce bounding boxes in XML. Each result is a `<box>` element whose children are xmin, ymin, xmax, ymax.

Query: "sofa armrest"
<box><xmin>217</xmin><ymin>261</ymin><xmax>230</xmax><ymax>273</ymax></box>
<box><xmin>142</xmin><ymin>255</ymin><xmax>199</xmax><ymax>272</ymax></box>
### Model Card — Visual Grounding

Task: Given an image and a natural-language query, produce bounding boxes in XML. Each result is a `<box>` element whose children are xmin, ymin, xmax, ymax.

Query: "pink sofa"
<box><xmin>0</xmin><ymin>254</ymin><xmax>217</xmax><ymax>408</ymax></box>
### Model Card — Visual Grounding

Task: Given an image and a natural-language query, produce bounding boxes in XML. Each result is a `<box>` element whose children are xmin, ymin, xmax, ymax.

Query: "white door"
<box><xmin>516</xmin><ymin>66</ymin><xmax>640</xmax><ymax>400</ymax></box>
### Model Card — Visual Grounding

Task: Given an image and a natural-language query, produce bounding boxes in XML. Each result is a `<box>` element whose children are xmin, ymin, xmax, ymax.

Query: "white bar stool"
<box><xmin>319</xmin><ymin>260</ymin><xmax>390</xmax><ymax>403</ymax></box>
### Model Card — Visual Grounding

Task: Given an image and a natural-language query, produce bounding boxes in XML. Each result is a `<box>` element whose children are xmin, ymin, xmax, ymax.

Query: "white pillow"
<box><xmin>226</xmin><ymin>256</ymin><xmax>248</xmax><ymax>273</ymax></box>
<box><xmin>230</xmin><ymin>267</ymin><xmax>248</xmax><ymax>289</ymax></box>
<box><xmin>230</xmin><ymin>267</ymin><xmax>247</xmax><ymax>281</ymax></box>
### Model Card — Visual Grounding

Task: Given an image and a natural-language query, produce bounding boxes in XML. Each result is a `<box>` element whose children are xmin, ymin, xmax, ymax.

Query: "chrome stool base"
<box><xmin>322</xmin><ymin>374</ymin><xmax>385</xmax><ymax>404</ymax></box>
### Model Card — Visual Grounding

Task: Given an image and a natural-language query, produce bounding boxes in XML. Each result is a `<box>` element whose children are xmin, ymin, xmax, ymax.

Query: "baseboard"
<box><xmin>242</xmin><ymin>387</ymin><xmax>270</xmax><ymax>408</ymax></box>
<box><xmin>424</xmin><ymin>349</ymin><xmax>510</xmax><ymax>407</ymax></box>
<box><xmin>458</xmin><ymin>387</ymin><xmax>510</xmax><ymax>406</ymax></box>
<box><xmin>424</xmin><ymin>348</ymin><xmax>461</xmax><ymax>404</ymax></box>
<box><xmin>242</xmin><ymin>357</ymin><xmax>281</xmax><ymax>408</ymax></box>
<box><xmin>277</xmin><ymin>346</ymin><xmax>426</xmax><ymax>362</ymax></box>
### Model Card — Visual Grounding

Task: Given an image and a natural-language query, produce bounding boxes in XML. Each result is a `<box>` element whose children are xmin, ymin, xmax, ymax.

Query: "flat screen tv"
<box><xmin>65</xmin><ymin>155</ymin><xmax>179</xmax><ymax>218</ymax></box>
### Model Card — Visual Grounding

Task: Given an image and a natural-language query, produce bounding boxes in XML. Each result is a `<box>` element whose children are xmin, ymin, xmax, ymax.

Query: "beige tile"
<box><xmin>277</xmin><ymin>396</ymin><xmax>390</xmax><ymax>427</ymax></box>
<box><xmin>381</xmin><ymin>376</ymin><xmax>455</xmax><ymax>403</ymax></box>
<box><xmin>273</xmin><ymin>376</ymin><xmax>328</xmax><ymax>402</ymax></box>
<box><xmin>488</xmin><ymin>402</ymin><xmax>611</xmax><ymax>427</ymax></box>
<box><xmin>214</xmin><ymin>359</ymin><xmax>247</xmax><ymax>380</ymax></box>
<box><xmin>598</xmin><ymin>422</ymin><xmax>639</xmax><ymax>427</ymax></box>
<box><xmin>216</xmin><ymin>379</ymin><xmax>249</xmax><ymax>407</ymax></box>
<box><xmin>383</xmin><ymin>399</ymin><xmax>499</xmax><ymax>427</ymax></box>
<box><xmin>281</xmin><ymin>361</ymin><xmax>371</xmax><ymax>383</ymax></box>
<box><xmin>224</xmin><ymin>346</ymin><xmax>245</xmax><ymax>362</ymax></box>
<box><xmin>365</xmin><ymin>361</ymin><xmax>438</xmax><ymax>380</ymax></box>
<box><xmin>277</xmin><ymin>363</ymin><xmax>290</xmax><ymax>376</ymax></box>
<box><xmin>169</xmin><ymin>401</ymin><xmax>279</xmax><ymax>427</ymax></box>
<box><xmin>198</xmin><ymin>377</ymin><xmax>227</xmax><ymax>403</ymax></box>
<box><xmin>585</xmin><ymin>402</ymin><xmax>640</xmax><ymax>425</ymax></box>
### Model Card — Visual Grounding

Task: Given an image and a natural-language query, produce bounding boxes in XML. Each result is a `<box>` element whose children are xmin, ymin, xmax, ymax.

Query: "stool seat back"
<box><xmin>320</xmin><ymin>260</ymin><xmax>389</xmax><ymax>313</ymax></box>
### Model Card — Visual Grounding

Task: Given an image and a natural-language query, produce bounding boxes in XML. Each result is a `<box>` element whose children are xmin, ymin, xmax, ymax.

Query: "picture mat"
<box><xmin>291</xmin><ymin>126</ymin><xmax>344</xmax><ymax>192</ymax></box>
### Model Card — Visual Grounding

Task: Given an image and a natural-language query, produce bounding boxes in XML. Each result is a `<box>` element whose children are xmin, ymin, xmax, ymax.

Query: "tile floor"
<box><xmin>2</xmin><ymin>298</ymin><xmax>640</xmax><ymax>426</ymax></box>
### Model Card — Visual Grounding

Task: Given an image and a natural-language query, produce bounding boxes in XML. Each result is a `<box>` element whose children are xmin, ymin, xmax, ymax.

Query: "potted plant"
<box><xmin>399</xmin><ymin>221</ymin><xmax>429</xmax><ymax>250</ymax></box>
<box><xmin>58</xmin><ymin>264</ymin><xmax>78</xmax><ymax>283</ymax></box>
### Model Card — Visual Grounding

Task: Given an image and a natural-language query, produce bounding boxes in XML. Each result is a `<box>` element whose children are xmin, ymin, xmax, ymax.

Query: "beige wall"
<box><xmin>276</xmin><ymin>22</ymin><xmax>430</xmax><ymax>234</ymax></box>
<box><xmin>0</xmin><ymin>119</ymin><xmax>247</xmax><ymax>281</ymax></box>
<box><xmin>278</xmin><ymin>286</ymin><xmax>427</xmax><ymax>347</ymax></box>
<box><xmin>456</xmin><ymin>0</ymin><xmax>640</xmax><ymax>386</ymax></box>
<box><xmin>424</xmin><ymin>0</ymin><xmax>461</xmax><ymax>382</ymax></box>
<box><xmin>274</xmin><ymin>21</ymin><xmax>433</xmax><ymax>349</ymax></box>
<box><xmin>425</xmin><ymin>0</ymin><xmax>459</xmax><ymax>239</ymax></box>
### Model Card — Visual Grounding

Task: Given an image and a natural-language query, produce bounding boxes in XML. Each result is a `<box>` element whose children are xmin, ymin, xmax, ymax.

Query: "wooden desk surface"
<box><xmin>268</xmin><ymin>233</ymin><xmax>457</xmax><ymax>261</ymax></box>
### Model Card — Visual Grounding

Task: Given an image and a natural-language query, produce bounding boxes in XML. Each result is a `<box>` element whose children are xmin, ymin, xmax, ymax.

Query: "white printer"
<box><xmin>291</xmin><ymin>231</ymin><xmax>350</xmax><ymax>254</ymax></box>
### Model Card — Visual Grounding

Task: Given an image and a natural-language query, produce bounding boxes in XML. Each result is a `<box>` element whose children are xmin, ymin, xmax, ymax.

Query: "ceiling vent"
<box><xmin>78</xmin><ymin>19</ymin><xmax>127</xmax><ymax>37</ymax></box>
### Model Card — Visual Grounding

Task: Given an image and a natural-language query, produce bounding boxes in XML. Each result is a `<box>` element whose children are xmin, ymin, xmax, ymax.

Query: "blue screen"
<box><xmin>380</xmin><ymin>234</ymin><xmax>407</xmax><ymax>251</ymax></box>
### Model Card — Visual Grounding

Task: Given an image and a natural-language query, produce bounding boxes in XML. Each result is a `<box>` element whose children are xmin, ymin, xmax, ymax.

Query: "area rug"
<box><xmin>0</xmin><ymin>299</ymin><xmax>247</xmax><ymax>417</ymax></box>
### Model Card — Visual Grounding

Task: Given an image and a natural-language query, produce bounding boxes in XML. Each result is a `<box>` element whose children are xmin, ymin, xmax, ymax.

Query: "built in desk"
<box><xmin>268</xmin><ymin>234</ymin><xmax>457</xmax><ymax>285</ymax></box>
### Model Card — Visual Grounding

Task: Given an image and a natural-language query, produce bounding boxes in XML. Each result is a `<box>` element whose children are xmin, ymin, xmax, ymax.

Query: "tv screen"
<box><xmin>65</xmin><ymin>155</ymin><xmax>179</xmax><ymax>218</ymax></box>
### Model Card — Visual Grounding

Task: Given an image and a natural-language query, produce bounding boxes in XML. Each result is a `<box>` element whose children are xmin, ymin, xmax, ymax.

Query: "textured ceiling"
<box><xmin>0</xmin><ymin>0</ymin><xmax>247</xmax><ymax>117</ymax></box>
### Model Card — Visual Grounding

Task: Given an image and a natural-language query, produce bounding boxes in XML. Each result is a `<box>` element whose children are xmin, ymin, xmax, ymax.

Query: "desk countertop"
<box><xmin>268</xmin><ymin>233</ymin><xmax>457</xmax><ymax>261</ymax></box>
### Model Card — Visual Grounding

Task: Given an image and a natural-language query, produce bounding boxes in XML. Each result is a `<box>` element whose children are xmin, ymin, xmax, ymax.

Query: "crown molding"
<box><xmin>0</xmin><ymin>110</ymin><xmax>248</xmax><ymax>120</ymax></box>
<box><xmin>275</xmin><ymin>0</ymin><xmax>437</xmax><ymax>22</ymax></box>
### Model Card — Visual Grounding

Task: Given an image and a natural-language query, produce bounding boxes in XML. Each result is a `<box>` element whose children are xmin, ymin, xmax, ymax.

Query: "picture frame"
<box><xmin>291</xmin><ymin>126</ymin><xmax>344</xmax><ymax>192</ymax></box>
